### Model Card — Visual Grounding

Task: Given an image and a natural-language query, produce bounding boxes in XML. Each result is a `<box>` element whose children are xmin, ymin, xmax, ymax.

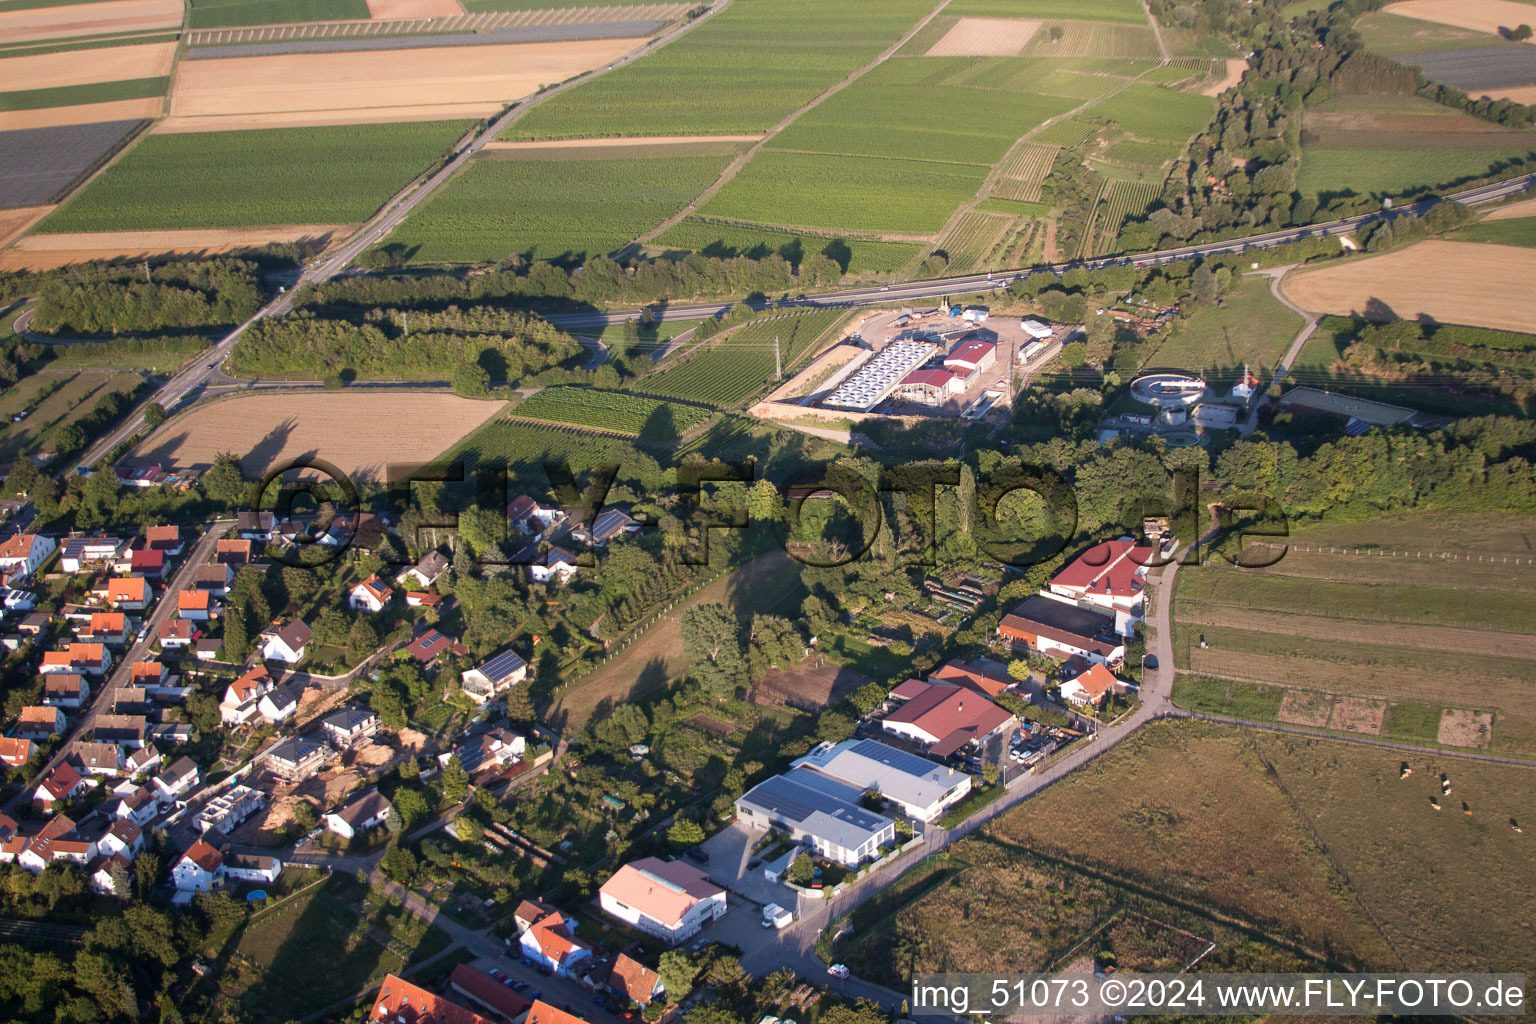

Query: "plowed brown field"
<box><xmin>131</xmin><ymin>391</ymin><xmax>506</xmax><ymax>480</ymax></box>
<box><xmin>0</xmin><ymin>0</ymin><xmax>181</xmax><ymax>44</ymax></box>
<box><xmin>366</xmin><ymin>0</ymin><xmax>462</xmax><ymax>15</ymax></box>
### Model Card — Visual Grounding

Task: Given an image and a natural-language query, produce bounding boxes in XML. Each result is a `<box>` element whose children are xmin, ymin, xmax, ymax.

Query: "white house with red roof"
<box><xmin>0</xmin><ymin>533</ymin><xmax>55</xmax><ymax>582</ymax></box>
<box><xmin>97</xmin><ymin>818</ymin><xmax>144</xmax><ymax>861</ymax></box>
<box><xmin>1047</xmin><ymin>541</ymin><xmax>1153</xmax><ymax>628</ymax></box>
<box><xmin>372</xmin><ymin>974</ymin><xmax>494</xmax><ymax>1024</ymax></box>
<box><xmin>1059</xmin><ymin>662</ymin><xmax>1122</xmax><ymax>709</ymax></box>
<box><xmin>598</xmin><ymin>857</ymin><xmax>726</xmax><ymax>944</ymax></box>
<box><xmin>518</xmin><ymin>902</ymin><xmax>592</xmax><ymax>976</ymax></box>
<box><xmin>221</xmin><ymin>665</ymin><xmax>275</xmax><ymax>726</ymax></box>
<box><xmin>348</xmin><ymin>574</ymin><xmax>392</xmax><ymax>613</ymax></box>
<box><xmin>507</xmin><ymin>495</ymin><xmax>562</xmax><ymax>537</ymax></box>
<box><xmin>173</xmin><ymin>838</ymin><xmax>224</xmax><ymax>892</ymax></box>
<box><xmin>33</xmin><ymin>762</ymin><xmax>85</xmax><ymax>810</ymax></box>
<box><xmin>177</xmin><ymin>589</ymin><xmax>214</xmax><ymax>621</ymax></box>
<box><xmin>878</xmin><ymin>679</ymin><xmax>1017</xmax><ymax>758</ymax></box>
<box><xmin>17</xmin><ymin>705</ymin><xmax>65</xmax><ymax>738</ymax></box>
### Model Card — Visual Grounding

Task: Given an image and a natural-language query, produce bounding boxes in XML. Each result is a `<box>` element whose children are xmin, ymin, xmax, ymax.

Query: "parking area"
<box><xmin>697</xmin><ymin>821</ymin><xmax>803</xmax><ymax>910</ymax></box>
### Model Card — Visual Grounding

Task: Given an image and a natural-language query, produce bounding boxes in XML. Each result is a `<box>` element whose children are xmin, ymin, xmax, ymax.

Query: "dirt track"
<box><xmin>0</xmin><ymin>225</ymin><xmax>353</xmax><ymax>271</ymax></box>
<box><xmin>129</xmin><ymin>391</ymin><xmax>507</xmax><ymax>480</ymax></box>
<box><xmin>0</xmin><ymin>0</ymin><xmax>181</xmax><ymax>44</ymax></box>
<box><xmin>0</xmin><ymin>41</ymin><xmax>176</xmax><ymax>91</ymax></box>
<box><xmin>167</xmin><ymin>38</ymin><xmax>642</xmax><ymax>120</ymax></box>
<box><xmin>0</xmin><ymin>98</ymin><xmax>163</xmax><ymax>133</ymax></box>
<box><xmin>926</xmin><ymin>17</ymin><xmax>1041</xmax><ymax>56</ymax></box>
<box><xmin>1382</xmin><ymin>0</ymin><xmax>1536</xmax><ymax>37</ymax></box>
<box><xmin>1281</xmin><ymin>240</ymin><xmax>1536</xmax><ymax>335</ymax></box>
<box><xmin>1202</xmin><ymin>57</ymin><xmax>1247</xmax><ymax>96</ymax></box>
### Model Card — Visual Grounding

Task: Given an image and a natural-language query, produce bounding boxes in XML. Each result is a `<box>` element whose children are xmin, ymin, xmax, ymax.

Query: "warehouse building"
<box><xmin>822</xmin><ymin>340</ymin><xmax>937</xmax><ymax>412</ymax></box>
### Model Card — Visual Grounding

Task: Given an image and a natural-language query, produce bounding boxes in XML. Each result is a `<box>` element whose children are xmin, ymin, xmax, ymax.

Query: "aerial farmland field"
<box><xmin>387</xmin><ymin>149</ymin><xmax>737</xmax><ymax>263</ymax></box>
<box><xmin>639</xmin><ymin>308</ymin><xmax>848</xmax><ymax>408</ymax></box>
<box><xmin>35</xmin><ymin>120</ymin><xmax>472</xmax><ymax>231</ymax></box>
<box><xmin>512</xmin><ymin>386</ymin><xmax>710</xmax><ymax>439</ymax></box>
<box><xmin>651</xmin><ymin>219</ymin><xmax>921</xmax><ymax>275</ymax></box>
<box><xmin>1087</xmin><ymin>83</ymin><xmax>1217</xmax><ymax>143</ymax></box>
<box><xmin>187</xmin><ymin>0</ymin><xmax>372</xmax><ymax>28</ymax></box>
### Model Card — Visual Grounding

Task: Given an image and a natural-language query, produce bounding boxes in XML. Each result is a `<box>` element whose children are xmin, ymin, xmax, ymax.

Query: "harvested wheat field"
<box><xmin>367</xmin><ymin>0</ymin><xmax>462</xmax><ymax>16</ymax></box>
<box><xmin>927</xmin><ymin>16</ymin><xmax>1041</xmax><ymax>56</ymax></box>
<box><xmin>1483</xmin><ymin>195</ymin><xmax>1536</xmax><ymax>220</ymax></box>
<box><xmin>0</xmin><ymin>41</ymin><xmax>176</xmax><ymax>92</ymax></box>
<box><xmin>1496</xmin><ymin>85</ymin><xmax>1536</xmax><ymax>104</ymax></box>
<box><xmin>0</xmin><ymin>226</ymin><xmax>353</xmax><ymax>271</ymax></box>
<box><xmin>0</xmin><ymin>206</ymin><xmax>52</xmax><ymax>249</ymax></box>
<box><xmin>0</xmin><ymin>98</ymin><xmax>163</xmax><ymax>133</ymax></box>
<box><xmin>1282</xmin><ymin>240</ymin><xmax>1536</xmax><ymax>335</ymax></box>
<box><xmin>132</xmin><ymin>391</ymin><xmax>507</xmax><ymax>480</ymax></box>
<box><xmin>0</xmin><ymin>0</ymin><xmax>182</xmax><ymax>44</ymax></box>
<box><xmin>168</xmin><ymin>38</ymin><xmax>643</xmax><ymax>122</ymax></box>
<box><xmin>1202</xmin><ymin>57</ymin><xmax>1248</xmax><ymax>96</ymax></box>
<box><xmin>1383</xmin><ymin>0</ymin><xmax>1536</xmax><ymax>37</ymax></box>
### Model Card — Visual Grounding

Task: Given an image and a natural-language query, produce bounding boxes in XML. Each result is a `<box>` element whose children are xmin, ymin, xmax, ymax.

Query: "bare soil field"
<box><xmin>1277</xmin><ymin>689</ymin><xmax>1334</xmax><ymax>727</ymax></box>
<box><xmin>0</xmin><ymin>205</ymin><xmax>52</xmax><ymax>248</ymax></box>
<box><xmin>0</xmin><ymin>98</ymin><xmax>163</xmax><ymax>133</ymax></box>
<box><xmin>167</xmin><ymin>38</ymin><xmax>642</xmax><ymax>120</ymax></box>
<box><xmin>1483</xmin><ymin>195</ymin><xmax>1536</xmax><ymax>219</ymax></box>
<box><xmin>153</xmin><ymin>105</ymin><xmax>499</xmax><ymax>132</ymax></box>
<box><xmin>1201</xmin><ymin>57</ymin><xmax>1247</xmax><ymax>95</ymax></box>
<box><xmin>1498</xmin><ymin>84</ymin><xmax>1536</xmax><ymax>103</ymax></box>
<box><xmin>0</xmin><ymin>225</ymin><xmax>353</xmax><ymax>271</ymax></box>
<box><xmin>1299</xmin><ymin>108</ymin><xmax>1530</xmax><ymax>148</ymax></box>
<box><xmin>1282</xmin><ymin>240</ymin><xmax>1536</xmax><ymax>334</ymax></box>
<box><xmin>753</xmin><ymin>655</ymin><xmax>871</xmax><ymax>712</ymax></box>
<box><xmin>1383</xmin><ymin>0</ymin><xmax>1536</xmax><ymax>38</ymax></box>
<box><xmin>0</xmin><ymin>0</ymin><xmax>182</xmax><ymax>44</ymax></box>
<box><xmin>129</xmin><ymin>391</ymin><xmax>507</xmax><ymax>480</ymax></box>
<box><xmin>926</xmin><ymin>17</ymin><xmax>1041</xmax><ymax>56</ymax></box>
<box><xmin>0</xmin><ymin>41</ymin><xmax>176</xmax><ymax>91</ymax></box>
<box><xmin>366</xmin><ymin>0</ymin><xmax>462</xmax><ymax>17</ymax></box>
<box><xmin>1328</xmin><ymin>696</ymin><xmax>1387</xmax><ymax>735</ymax></box>
<box><xmin>1438</xmin><ymin>708</ymin><xmax>1495</xmax><ymax>748</ymax></box>
<box><xmin>481</xmin><ymin>134</ymin><xmax>763</xmax><ymax>151</ymax></box>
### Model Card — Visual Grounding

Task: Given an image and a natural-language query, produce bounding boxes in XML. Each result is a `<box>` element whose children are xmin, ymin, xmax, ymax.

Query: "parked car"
<box><xmin>827</xmin><ymin>964</ymin><xmax>850</xmax><ymax>979</ymax></box>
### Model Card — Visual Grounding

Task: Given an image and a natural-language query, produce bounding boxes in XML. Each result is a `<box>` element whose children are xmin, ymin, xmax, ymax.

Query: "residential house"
<box><xmin>879</xmin><ymin>679</ymin><xmax>1017</xmax><ymax>758</ymax></box>
<box><xmin>60</xmin><ymin>536</ymin><xmax>122</xmax><ymax>573</ymax></box>
<box><xmin>348</xmin><ymin>574</ymin><xmax>392</xmax><ymax>613</ymax></box>
<box><xmin>527</xmin><ymin>1001</ymin><xmax>595</xmax><ymax>1024</ymax></box>
<box><xmin>220</xmin><ymin>665</ymin><xmax>276</xmax><ymax>726</ymax></box>
<box><xmin>257</xmin><ymin>683</ymin><xmax>298</xmax><ymax>726</ymax></box>
<box><xmin>404</xmin><ymin>592</ymin><xmax>441</xmax><ymax>610</ymax></box>
<box><xmin>792</xmin><ymin>738</ymin><xmax>971</xmax><ymax>823</ymax></box>
<box><xmin>160</xmin><ymin>619</ymin><xmax>200</xmax><ymax>649</ymax></box>
<box><xmin>318</xmin><ymin>513</ymin><xmax>389</xmax><ymax>552</ymax></box>
<box><xmin>15</xmin><ymin>611</ymin><xmax>49</xmax><ymax>638</ymax></box>
<box><xmin>395</xmin><ymin>550</ymin><xmax>449</xmax><ymax>589</ymax></box>
<box><xmin>319</xmin><ymin>706</ymin><xmax>378</xmax><ymax>750</ymax></box>
<box><xmin>264</xmin><ymin>735</ymin><xmax>329</xmax><ymax>782</ymax></box>
<box><xmin>930</xmin><ymin>657</ymin><xmax>1012</xmax><ymax>698</ymax></box>
<box><xmin>80</xmin><ymin>612</ymin><xmax>128</xmax><ymax>646</ymax></box>
<box><xmin>178</xmin><ymin>589</ymin><xmax>214</xmax><ymax>621</ymax></box>
<box><xmin>42</xmin><ymin>642</ymin><xmax>110</xmax><ymax>675</ymax></box>
<box><xmin>324</xmin><ymin>789</ymin><xmax>392</xmax><ymax>840</ymax></box>
<box><xmin>223</xmin><ymin>851</ymin><xmax>283</xmax><ymax>883</ymax></box>
<box><xmin>0</xmin><ymin>533</ymin><xmax>56</xmax><ymax>581</ymax></box>
<box><xmin>194</xmin><ymin>638</ymin><xmax>222</xmax><ymax>661</ymax></box>
<box><xmin>0</xmin><ymin>736</ymin><xmax>33</xmax><ymax>767</ymax></box>
<box><xmin>1046</xmin><ymin>540</ymin><xmax>1152</xmax><ymax>630</ymax></box>
<box><xmin>17</xmin><ymin>705</ymin><xmax>65</xmax><ymax>738</ymax></box>
<box><xmin>130</xmin><ymin>661</ymin><xmax>168</xmax><ymax>690</ymax></box>
<box><xmin>106</xmin><ymin>577</ymin><xmax>151</xmax><ymax>612</ymax></box>
<box><xmin>449</xmin><ymin>965</ymin><xmax>532</xmax><ymax>1023</ymax></box>
<box><xmin>33</xmin><ymin>763</ymin><xmax>85</xmax><ymax>809</ymax></box>
<box><xmin>125</xmin><ymin>744</ymin><xmax>160</xmax><ymax>777</ymax></box>
<box><xmin>235</xmin><ymin>510</ymin><xmax>274</xmax><ymax>541</ymax></box>
<box><xmin>42</xmin><ymin>673</ymin><xmax>89</xmax><ymax>708</ymax></box>
<box><xmin>261</xmin><ymin>619</ymin><xmax>311</xmax><ymax>664</ymax></box>
<box><xmin>128</xmin><ymin>548</ymin><xmax>165</xmax><ymax>580</ymax></box>
<box><xmin>570</xmin><ymin>507</ymin><xmax>639</xmax><ymax>547</ymax></box>
<box><xmin>514</xmin><ymin>898</ymin><xmax>559</xmax><ymax>934</ymax></box>
<box><xmin>530</xmin><ymin>546</ymin><xmax>579</xmax><ymax>585</ymax></box>
<box><xmin>195</xmin><ymin>785</ymin><xmax>266</xmax><ymax>834</ymax></box>
<box><xmin>172</xmin><ymin>838</ymin><xmax>224</xmax><ymax>892</ymax></box>
<box><xmin>507</xmin><ymin>496</ymin><xmax>562</xmax><ymax>537</ymax></box>
<box><xmin>460</xmin><ymin>648</ymin><xmax>526</xmax><ymax>704</ymax></box>
<box><xmin>519</xmin><ymin>904</ymin><xmax>591</xmax><ymax>977</ymax></box>
<box><xmin>214</xmin><ymin>538</ymin><xmax>252</xmax><ymax>565</ymax></box>
<box><xmin>192</xmin><ymin>563</ymin><xmax>233</xmax><ymax>596</ymax></box>
<box><xmin>1059</xmin><ymin>661</ymin><xmax>1121</xmax><ymax>709</ymax></box>
<box><xmin>144</xmin><ymin>525</ymin><xmax>183</xmax><ymax>556</ymax></box>
<box><xmin>735</xmin><ymin>767</ymin><xmax>896</xmax><ymax>868</ymax></box>
<box><xmin>997</xmin><ymin>594</ymin><xmax>1126</xmax><ymax>665</ymax></box>
<box><xmin>91</xmin><ymin>853</ymin><xmax>133</xmax><ymax>896</ymax></box>
<box><xmin>15</xmin><ymin>815</ymin><xmax>96</xmax><ymax>873</ymax></box>
<box><xmin>0</xmin><ymin>814</ymin><xmax>14</xmax><ymax>844</ymax></box>
<box><xmin>372</xmin><ymin>974</ymin><xmax>493</xmax><ymax>1024</ymax></box>
<box><xmin>440</xmin><ymin>728</ymin><xmax>524</xmax><ymax>780</ymax></box>
<box><xmin>97</xmin><ymin>819</ymin><xmax>144</xmax><ymax>861</ymax></box>
<box><xmin>70</xmin><ymin>741</ymin><xmax>122</xmax><ymax>776</ymax></box>
<box><xmin>405</xmin><ymin>628</ymin><xmax>465</xmax><ymax>667</ymax></box>
<box><xmin>598</xmin><ymin>857</ymin><xmax>727</xmax><ymax>944</ymax></box>
<box><xmin>152</xmin><ymin>756</ymin><xmax>200</xmax><ymax>804</ymax></box>
<box><xmin>603</xmin><ymin>953</ymin><xmax>663</xmax><ymax>1008</ymax></box>
<box><xmin>93</xmin><ymin>714</ymin><xmax>147</xmax><ymax>748</ymax></box>
<box><xmin>109</xmin><ymin>785</ymin><xmax>160</xmax><ymax>827</ymax></box>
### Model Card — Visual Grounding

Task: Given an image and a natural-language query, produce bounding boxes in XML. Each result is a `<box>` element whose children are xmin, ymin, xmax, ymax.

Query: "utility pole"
<box><xmin>143</xmin><ymin>261</ymin><xmax>150</xmax><ymax>283</ymax></box>
<box><xmin>774</xmin><ymin>336</ymin><xmax>781</xmax><ymax>380</ymax></box>
<box><xmin>401</xmin><ymin>311</ymin><xmax>408</xmax><ymax>336</ymax></box>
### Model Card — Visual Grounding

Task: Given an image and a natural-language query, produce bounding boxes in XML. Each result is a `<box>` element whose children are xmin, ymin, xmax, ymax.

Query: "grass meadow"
<box><xmin>389</xmin><ymin>150</ymin><xmax>736</xmax><ymax>263</ymax></box>
<box><xmin>1451</xmin><ymin>216</ymin><xmax>1536</xmax><ymax>248</ymax></box>
<box><xmin>0</xmin><ymin>76</ymin><xmax>167</xmax><ymax>112</ymax></box>
<box><xmin>1087</xmin><ymin>83</ymin><xmax>1216</xmax><ymax>142</ymax></box>
<box><xmin>39</xmin><ymin>121</ymin><xmax>472</xmax><ymax>231</ymax></box>
<box><xmin>1296</xmin><ymin>145</ymin><xmax>1536</xmax><ymax>197</ymax></box>
<box><xmin>187</xmin><ymin>0</ymin><xmax>370</xmax><ymax>28</ymax></box>
<box><xmin>1141</xmin><ymin>274</ymin><xmax>1302</xmax><ymax>372</ymax></box>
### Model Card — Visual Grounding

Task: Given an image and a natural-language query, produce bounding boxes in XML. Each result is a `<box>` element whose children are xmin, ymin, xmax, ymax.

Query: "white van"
<box><xmin>761</xmin><ymin>903</ymin><xmax>793</xmax><ymax>929</ymax></box>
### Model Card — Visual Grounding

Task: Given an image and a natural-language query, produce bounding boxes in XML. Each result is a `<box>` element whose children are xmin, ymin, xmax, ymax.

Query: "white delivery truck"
<box><xmin>761</xmin><ymin>903</ymin><xmax>794</xmax><ymax>929</ymax></box>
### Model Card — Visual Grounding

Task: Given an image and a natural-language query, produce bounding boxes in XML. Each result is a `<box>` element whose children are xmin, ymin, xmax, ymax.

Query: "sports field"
<box><xmin>387</xmin><ymin>148</ymin><xmax>736</xmax><ymax>263</ymax></box>
<box><xmin>36</xmin><ymin>120</ymin><xmax>471</xmax><ymax>231</ymax></box>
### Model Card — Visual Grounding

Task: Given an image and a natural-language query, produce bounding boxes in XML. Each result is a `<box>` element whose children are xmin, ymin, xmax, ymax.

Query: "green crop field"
<box><xmin>945</xmin><ymin>0</ymin><xmax>1148</xmax><ymax>24</ymax></box>
<box><xmin>1088</xmin><ymin>83</ymin><xmax>1217</xmax><ymax>142</ymax></box>
<box><xmin>513</xmin><ymin>387</ymin><xmax>711</xmax><ymax>439</ymax></box>
<box><xmin>698</xmin><ymin>151</ymin><xmax>988</xmax><ymax>235</ymax></box>
<box><xmin>1034</xmin><ymin>116</ymin><xmax>1102</xmax><ymax>146</ymax></box>
<box><xmin>506</xmin><ymin>0</ymin><xmax>933</xmax><ymax>140</ymax></box>
<box><xmin>1297</xmin><ymin>145</ymin><xmax>1536</xmax><ymax>196</ymax></box>
<box><xmin>1353</xmin><ymin>10</ymin><xmax>1508</xmax><ymax>55</ymax></box>
<box><xmin>187</xmin><ymin>0</ymin><xmax>370</xmax><ymax>28</ymax></box>
<box><xmin>937</xmin><ymin>209</ymin><xmax>1013</xmax><ymax>274</ymax></box>
<box><xmin>1020</xmin><ymin>21</ymin><xmax>1162</xmax><ymax>58</ymax></box>
<box><xmin>0</xmin><ymin>76</ymin><xmax>167</xmax><ymax>112</ymax></box>
<box><xmin>1101</xmin><ymin>139</ymin><xmax>1181</xmax><ymax>167</ymax></box>
<box><xmin>387</xmin><ymin>150</ymin><xmax>735</xmax><ymax>264</ymax></box>
<box><xmin>651</xmin><ymin>219</ymin><xmax>921</xmax><ymax>275</ymax></box>
<box><xmin>463</xmin><ymin>0</ymin><xmax>669</xmax><ymax>9</ymax></box>
<box><xmin>638</xmin><ymin>308</ymin><xmax>847</xmax><ymax>407</ymax></box>
<box><xmin>1451</xmin><ymin>216</ymin><xmax>1536</xmax><ymax>248</ymax></box>
<box><xmin>768</xmin><ymin>82</ymin><xmax>1076</xmax><ymax>167</ymax></box>
<box><xmin>991</xmin><ymin>143</ymin><xmax>1058</xmax><ymax>203</ymax></box>
<box><xmin>39</xmin><ymin>121</ymin><xmax>471</xmax><ymax>232</ymax></box>
<box><xmin>1142</xmin><ymin>275</ymin><xmax>1302</xmax><ymax>372</ymax></box>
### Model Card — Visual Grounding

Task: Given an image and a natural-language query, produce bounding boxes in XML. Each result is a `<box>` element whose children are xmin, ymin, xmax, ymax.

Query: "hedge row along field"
<box><xmin>513</xmin><ymin>386</ymin><xmax>710</xmax><ymax>439</ymax></box>
<box><xmin>506</xmin><ymin>0</ymin><xmax>934</xmax><ymax>140</ymax></box>
<box><xmin>39</xmin><ymin>120</ymin><xmax>473</xmax><ymax>232</ymax></box>
<box><xmin>389</xmin><ymin>150</ymin><xmax>738</xmax><ymax>264</ymax></box>
<box><xmin>651</xmin><ymin>219</ymin><xmax>922</xmax><ymax>276</ymax></box>
<box><xmin>639</xmin><ymin>308</ymin><xmax>847</xmax><ymax>408</ymax></box>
